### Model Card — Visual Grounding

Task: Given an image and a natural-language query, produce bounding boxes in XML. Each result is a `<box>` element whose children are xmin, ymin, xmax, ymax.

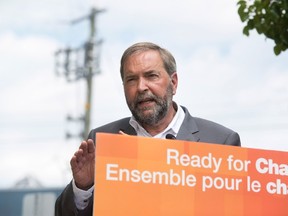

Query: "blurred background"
<box><xmin>0</xmin><ymin>0</ymin><xmax>287</xmax><ymax>215</ymax></box>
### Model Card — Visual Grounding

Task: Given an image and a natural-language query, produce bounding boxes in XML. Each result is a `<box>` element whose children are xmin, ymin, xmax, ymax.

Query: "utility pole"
<box><xmin>55</xmin><ymin>8</ymin><xmax>106</xmax><ymax>140</ymax></box>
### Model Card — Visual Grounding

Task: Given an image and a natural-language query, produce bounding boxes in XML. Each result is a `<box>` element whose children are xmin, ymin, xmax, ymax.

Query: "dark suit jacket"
<box><xmin>55</xmin><ymin>106</ymin><xmax>241</xmax><ymax>216</ymax></box>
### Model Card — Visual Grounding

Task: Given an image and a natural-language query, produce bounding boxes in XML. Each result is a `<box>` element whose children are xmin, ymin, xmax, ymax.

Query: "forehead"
<box><xmin>124</xmin><ymin>50</ymin><xmax>163</xmax><ymax>70</ymax></box>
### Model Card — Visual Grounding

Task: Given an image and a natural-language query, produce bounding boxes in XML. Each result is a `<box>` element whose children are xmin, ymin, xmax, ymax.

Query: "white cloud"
<box><xmin>0</xmin><ymin>0</ymin><xmax>90</xmax><ymax>29</ymax></box>
<box><xmin>0</xmin><ymin>138</ymin><xmax>75</xmax><ymax>187</ymax></box>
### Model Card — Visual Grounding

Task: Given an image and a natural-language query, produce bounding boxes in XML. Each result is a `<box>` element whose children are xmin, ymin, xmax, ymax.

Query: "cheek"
<box><xmin>149</xmin><ymin>83</ymin><xmax>167</xmax><ymax>97</ymax></box>
<box><xmin>124</xmin><ymin>86</ymin><xmax>135</xmax><ymax>102</ymax></box>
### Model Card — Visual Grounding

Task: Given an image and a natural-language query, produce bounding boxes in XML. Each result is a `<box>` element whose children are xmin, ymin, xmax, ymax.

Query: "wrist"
<box><xmin>75</xmin><ymin>181</ymin><xmax>94</xmax><ymax>191</ymax></box>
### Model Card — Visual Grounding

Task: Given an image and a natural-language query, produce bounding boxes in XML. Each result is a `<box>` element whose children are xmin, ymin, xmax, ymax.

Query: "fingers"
<box><xmin>87</xmin><ymin>139</ymin><xmax>95</xmax><ymax>153</ymax></box>
<box><xmin>70</xmin><ymin>139</ymin><xmax>95</xmax><ymax>169</ymax></box>
<box><xmin>70</xmin><ymin>147</ymin><xmax>84</xmax><ymax>170</ymax></box>
<box><xmin>70</xmin><ymin>155</ymin><xmax>79</xmax><ymax>171</ymax></box>
<box><xmin>119</xmin><ymin>130</ymin><xmax>129</xmax><ymax>136</ymax></box>
<box><xmin>78</xmin><ymin>140</ymin><xmax>94</xmax><ymax>157</ymax></box>
<box><xmin>80</xmin><ymin>140</ymin><xmax>88</xmax><ymax>156</ymax></box>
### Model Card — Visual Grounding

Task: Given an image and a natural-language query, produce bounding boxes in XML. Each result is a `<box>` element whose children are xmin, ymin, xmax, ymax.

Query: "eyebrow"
<box><xmin>143</xmin><ymin>70</ymin><xmax>160</xmax><ymax>75</ymax></box>
<box><xmin>125</xmin><ymin>70</ymin><xmax>159</xmax><ymax>77</ymax></box>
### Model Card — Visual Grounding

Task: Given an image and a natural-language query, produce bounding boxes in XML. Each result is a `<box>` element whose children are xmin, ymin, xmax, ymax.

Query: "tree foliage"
<box><xmin>237</xmin><ymin>0</ymin><xmax>288</xmax><ymax>55</ymax></box>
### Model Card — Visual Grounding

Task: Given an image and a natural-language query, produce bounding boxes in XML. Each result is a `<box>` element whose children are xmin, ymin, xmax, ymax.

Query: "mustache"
<box><xmin>135</xmin><ymin>93</ymin><xmax>158</xmax><ymax>104</ymax></box>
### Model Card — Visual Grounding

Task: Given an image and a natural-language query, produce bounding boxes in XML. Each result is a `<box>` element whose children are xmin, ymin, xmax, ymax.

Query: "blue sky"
<box><xmin>1</xmin><ymin>0</ymin><xmax>288</xmax><ymax>188</ymax></box>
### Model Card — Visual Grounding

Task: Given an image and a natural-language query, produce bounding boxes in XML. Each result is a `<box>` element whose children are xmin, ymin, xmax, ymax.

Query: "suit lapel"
<box><xmin>176</xmin><ymin>106</ymin><xmax>200</xmax><ymax>142</ymax></box>
<box><xmin>121</xmin><ymin>123</ymin><xmax>137</xmax><ymax>136</ymax></box>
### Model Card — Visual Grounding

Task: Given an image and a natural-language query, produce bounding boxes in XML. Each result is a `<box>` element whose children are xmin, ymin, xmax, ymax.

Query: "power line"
<box><xmin>54</xmin><ymin>7</ymin><xmax>106</xmax><ymax>140</ymax></box>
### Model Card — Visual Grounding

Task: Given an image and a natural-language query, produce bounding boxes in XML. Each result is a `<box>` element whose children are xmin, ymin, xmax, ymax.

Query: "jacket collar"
<box><xmin>176</xmin><ymin>106</ymin><xmax>200</xmax><ymax>142</ymax></box>
<box><xmin>125</xmin><ymin>105</ymin><xmax>200</xmax><ymax>142</ymax></box>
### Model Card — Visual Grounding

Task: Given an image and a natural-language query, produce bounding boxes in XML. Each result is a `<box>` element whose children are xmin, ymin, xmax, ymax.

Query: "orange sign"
<box><xmin>93</xmin><ymin>133</ymin><xmax>288</xmax><ymax>216</ymax></box>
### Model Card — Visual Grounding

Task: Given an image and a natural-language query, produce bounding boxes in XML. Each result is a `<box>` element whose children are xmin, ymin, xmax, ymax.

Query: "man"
<box><xmin>55</xmin><ymin>42</ymin><xmax>241</xmax><ymax>215</ymax></box>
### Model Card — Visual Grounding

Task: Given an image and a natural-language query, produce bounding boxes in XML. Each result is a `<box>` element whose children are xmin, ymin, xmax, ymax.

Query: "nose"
<box><xmin>137</xmin><ymin>77</ymin><xmax>148</xmax><ymax>92</ymax></box>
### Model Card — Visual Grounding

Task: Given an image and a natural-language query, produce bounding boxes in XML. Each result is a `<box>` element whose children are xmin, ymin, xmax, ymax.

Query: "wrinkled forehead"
<box><xmin>123</xmin><ymin>50</ymin><xmax>164</xmax><ymax>71</ymax></box>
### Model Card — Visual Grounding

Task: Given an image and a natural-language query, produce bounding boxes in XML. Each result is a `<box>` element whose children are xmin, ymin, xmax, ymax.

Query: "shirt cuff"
<box><xmin>72</xmin><ymin>179</ymin><xmax>94</xmax><ymax>210</ymax></box>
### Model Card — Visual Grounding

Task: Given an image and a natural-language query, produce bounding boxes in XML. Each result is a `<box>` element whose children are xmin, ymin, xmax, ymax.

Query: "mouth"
<box><xmin>137</xmin><ymin>98</ymin><xmax>155</xmax><ymax>107</ymax></box>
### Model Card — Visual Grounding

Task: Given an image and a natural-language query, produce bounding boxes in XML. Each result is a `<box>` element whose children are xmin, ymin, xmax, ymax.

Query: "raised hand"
<box><xmin>70</xmin><ymin>139</ymin><xmax>95</xmax><ymax>190</ymax></box>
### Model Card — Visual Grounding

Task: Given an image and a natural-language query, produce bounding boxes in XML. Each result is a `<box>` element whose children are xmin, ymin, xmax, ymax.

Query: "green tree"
<box><xmin>237</xmin><ymin>0</ymin><xmax>288</xmax><ymax>55</ymax></box>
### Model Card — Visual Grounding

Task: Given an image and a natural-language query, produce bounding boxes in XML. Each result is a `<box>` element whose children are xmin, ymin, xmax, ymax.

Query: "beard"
<box><xmin>127</xmin><ymin>84</ymin><xmax>174</xmax><ymax>126</ymax></box>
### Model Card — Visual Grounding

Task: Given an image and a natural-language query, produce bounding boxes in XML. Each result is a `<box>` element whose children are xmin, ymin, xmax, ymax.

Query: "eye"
<box><xmin>125</xmin><ymin>76</ymin><xmax>137</xmax><ymax>84</ymax></box>
<box><xmin>127</xmin><ymin>78</ymin><xmax>134</xmax><ymax>82</ymax></box>
<box><xmin>147</xmin><ymin>73</ymin><xmax>159</xmax><ymax>80</ymax></box>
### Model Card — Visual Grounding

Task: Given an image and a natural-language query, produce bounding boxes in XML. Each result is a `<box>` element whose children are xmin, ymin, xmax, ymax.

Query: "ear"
<box><xmin>170</xmin><ymin>72</ymin><xmax>178</xmax><ymax>95</ymax></box>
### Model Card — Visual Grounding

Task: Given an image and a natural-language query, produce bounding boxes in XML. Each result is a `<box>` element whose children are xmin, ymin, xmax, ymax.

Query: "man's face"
<box><xmin>122</xmin><ymin>50</ymin><xmax>178</xmax><ymax>126</ymax></box>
